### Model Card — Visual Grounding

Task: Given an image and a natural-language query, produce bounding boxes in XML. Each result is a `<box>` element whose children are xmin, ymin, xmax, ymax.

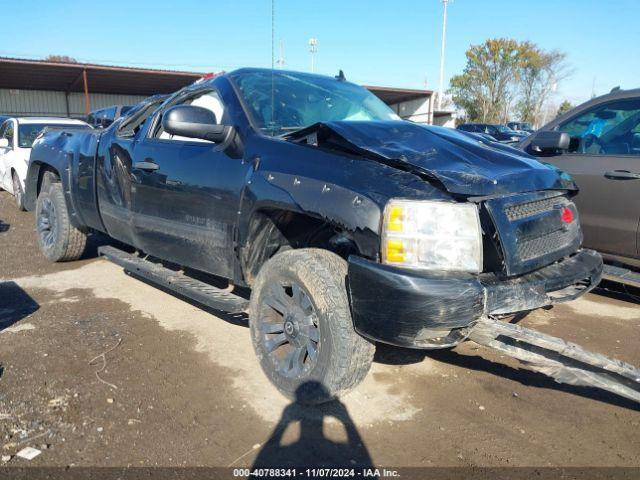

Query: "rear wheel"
<box><xmin>12</xmin><ymin>172</ymin><xmax>25</xmax><ymax>211</ymax></box>
<box><xmin>250</xmin><ymin>248</ymin><xmax>375</xmax><ymax>404</ymax></box>
<box><xmin>35</xmin><ymin>179</ymin><xmax>87</xmax><ymax>262</ymax></box>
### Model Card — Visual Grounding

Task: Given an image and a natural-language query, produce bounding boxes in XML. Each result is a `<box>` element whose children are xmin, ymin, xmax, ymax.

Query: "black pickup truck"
<box><xmin>25</xmin><ymin>68</ymin><xmax>640</xmax><ymax>405</ymax></box>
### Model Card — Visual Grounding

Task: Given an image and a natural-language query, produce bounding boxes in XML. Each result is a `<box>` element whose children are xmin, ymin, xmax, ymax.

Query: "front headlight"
<box><xmin>381</xmin><ymin>199</ymin><xmax>483</xmax><ymax>272</ymax></box>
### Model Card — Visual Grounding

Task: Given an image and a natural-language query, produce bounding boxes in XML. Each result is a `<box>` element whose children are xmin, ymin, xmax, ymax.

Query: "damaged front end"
<box><xmin>287</xmin><ymin>120</ymin><xmax>640</xmax><ymax>403</ymax></box>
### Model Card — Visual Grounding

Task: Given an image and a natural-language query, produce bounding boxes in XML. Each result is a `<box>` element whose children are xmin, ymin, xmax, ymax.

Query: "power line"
<box><xmin>276</xmin><ymin>40</ymin><xmax>285</xmax><ymax>68</ymax></box>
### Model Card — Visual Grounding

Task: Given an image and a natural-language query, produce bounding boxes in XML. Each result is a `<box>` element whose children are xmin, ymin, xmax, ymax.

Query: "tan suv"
<box><xmin>520</xmin><ymin>88</ymin><xmax>640</xmax><ymax>287</ymax></box>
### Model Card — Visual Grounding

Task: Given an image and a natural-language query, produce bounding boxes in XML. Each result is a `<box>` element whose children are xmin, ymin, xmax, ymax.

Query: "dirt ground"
<box><xmin>1</xmin><ymin>190</ymin><xmax>639</xmax><ymax>470</ymax></box>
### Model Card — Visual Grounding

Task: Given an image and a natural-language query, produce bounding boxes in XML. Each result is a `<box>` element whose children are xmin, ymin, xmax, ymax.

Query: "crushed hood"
<box><xmin>287</xmin><ymin>121</ymin><xmax>576</xmax><ymax>197</ymax></box>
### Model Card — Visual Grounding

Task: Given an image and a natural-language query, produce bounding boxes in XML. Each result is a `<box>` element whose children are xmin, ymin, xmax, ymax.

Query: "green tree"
<box><xmin>449</xmin><ymin>38</ymin><xmax>521</xmax><ymax>123</ymax></box>
<box><xmin>556</xmin><ymin>100</ymin><xmax>573</xmax><ymax>117</ymax></box>
<box><xmin>449</xmin><ymin>39</ymin><xmax>569</xmax><ymax>125</ymax></box>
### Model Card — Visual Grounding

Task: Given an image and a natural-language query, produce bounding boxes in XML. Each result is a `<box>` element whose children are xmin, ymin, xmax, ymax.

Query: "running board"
<box><xmin>468</xmin><ymin>317</ymin><xmax>640</xmax><ymax>403</ymax></box>
<box><xmin>98</xmin><ymin>246</ymin><xmax>249</xmax><ymax>314</ymax></box>
<box><xmin>603</xmin><ymin>264</ymin><xmax>640</xmax><ymax>289</ymax></box>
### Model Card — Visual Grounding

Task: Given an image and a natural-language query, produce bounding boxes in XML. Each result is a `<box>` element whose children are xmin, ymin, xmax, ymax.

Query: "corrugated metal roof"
<box><xmin>0</xmin><ymin>57</ymin><xmax>203</xmax><ymax>96</ymax></box>
<box><xmin>0</xmin><ymin>57</ymin><xmax>432</xmax><ymax>107</ymax></box>
<box><xmin>365</xmin><ymin>85</ymin><xmax>433</xmax><ymax>104</ymax></box>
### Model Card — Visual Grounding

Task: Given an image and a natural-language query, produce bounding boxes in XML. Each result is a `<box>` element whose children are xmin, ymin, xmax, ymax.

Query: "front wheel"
<box><xmin>35</xmin><ymin>179</ymin><xmax>87</xmax><ymax>262</ymax></box>
<box><xmin>249</xmin><ymin>248</ymin><xmax>375</xmax><ymax>404</ymax></box>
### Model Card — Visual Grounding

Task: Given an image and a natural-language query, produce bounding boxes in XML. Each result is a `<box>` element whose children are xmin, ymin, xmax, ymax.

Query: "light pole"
<box><xmin>437</xmin><ymin>0</ymin><xmax>450</xmax><ymax>111</ymax></box>
<box><xmin>276</xmin><ymin>39</ymin><xmax>285</xmax><ymax>68</ymax></box>
<box><xmin>309</xmin><ymin>37</ymin><xmax>318</xmax><ymax>73</ymax></box>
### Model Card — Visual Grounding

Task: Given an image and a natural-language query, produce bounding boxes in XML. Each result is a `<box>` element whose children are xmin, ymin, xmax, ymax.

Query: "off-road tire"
<box><xmin>12</xmin><ymin>171</ymin><xmax>26</xmax><ymax>211</ymax></box>
<box><xmin>35</xmin><ymin>179</ymin><xmax>87</xmax><ymax>262</ymax></box>
<box><xmin>250</xmin><ymin>248</ymin><xmax>375</xmax><ymax>404</ymax></box>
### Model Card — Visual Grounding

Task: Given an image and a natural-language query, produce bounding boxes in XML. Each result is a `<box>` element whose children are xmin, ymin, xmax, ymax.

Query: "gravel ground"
<box><xmin>0</xmin><ymin>190</ymin><xmax>639</xmax><ymax>470</ymax></box>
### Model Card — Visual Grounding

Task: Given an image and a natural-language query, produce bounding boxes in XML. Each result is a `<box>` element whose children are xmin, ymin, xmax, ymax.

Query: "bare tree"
<box><xmin>44</xmin><ymin>55</ymin><xmax>78</xmax><ymax>63</ymax></box>
<box><xmin>516</xmin><ymin>43</ymin><xmax>570</xmax><ymax>126</ymax></box>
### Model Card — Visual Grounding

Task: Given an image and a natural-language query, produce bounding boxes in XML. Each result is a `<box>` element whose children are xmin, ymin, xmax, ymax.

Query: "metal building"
<box><xmin>0</xmin><ymin>57</ymin><xmax>201</xmax><ymax>119</ymax></box>
<box><xmin>0</xmin><ymin>57</ymin><xmax>452</xmax><ymax>125</ymax></box>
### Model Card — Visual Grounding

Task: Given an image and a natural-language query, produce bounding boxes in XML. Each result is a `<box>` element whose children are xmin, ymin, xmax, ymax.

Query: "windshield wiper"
<box><xmin>262</xmin><ymin>126</ymin><xmax>308</xmax><ymax>136</ymax></box>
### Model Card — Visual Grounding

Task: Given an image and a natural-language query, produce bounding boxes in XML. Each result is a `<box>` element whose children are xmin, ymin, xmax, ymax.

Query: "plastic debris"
<box><xmin>16</xmin><ymin>447</ymin><xmax>41</xmax><ymax>460</ymax></box>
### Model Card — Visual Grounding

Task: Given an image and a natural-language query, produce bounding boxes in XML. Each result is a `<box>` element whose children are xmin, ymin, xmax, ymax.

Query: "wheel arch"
<box><xmin>238</xmin><ymin>207</ymin><xmax>380</xmax><ymax>286</ymax></box>
<box><xmin>25</xmin><ymin>161</ymin><xmax>84</xmax><ymax>229</ymax></box>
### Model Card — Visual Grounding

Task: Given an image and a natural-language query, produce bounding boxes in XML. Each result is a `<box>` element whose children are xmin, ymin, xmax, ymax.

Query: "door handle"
<box><xmin>133</xmin><ymin>161</ymin><xmax>159</xmax><ymax>171</ymax></box>
<box><xmin>604</xmin><ymin>170</ymin><xmax>640</xmax><ymax>180</ymax></box>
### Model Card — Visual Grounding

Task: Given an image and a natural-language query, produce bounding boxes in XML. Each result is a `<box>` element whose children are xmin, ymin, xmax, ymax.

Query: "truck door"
<box><xmin>542</xmin><ymin>98</ymin><xmax>640</xmax><ymax>259</ymax></box>
<box><xmin>129</xmin><ymin>90</ymin><xmax>249</xmax><ymax>279</ymax></box>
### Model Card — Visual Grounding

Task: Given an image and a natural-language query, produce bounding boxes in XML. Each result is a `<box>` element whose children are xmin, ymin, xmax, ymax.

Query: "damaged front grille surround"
<box><xmin>483</xmin><ymin>191</ymin><xmax>582</xmax><ymax>277</ymax></box>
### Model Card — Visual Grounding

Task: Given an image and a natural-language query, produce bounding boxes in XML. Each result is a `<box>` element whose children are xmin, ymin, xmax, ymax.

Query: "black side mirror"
<box><xmin>529</xmin><ymin>131</ymin><xmax>570</xmax><ymax>153</ymax></box>
<box><xmin>162</xmin><ymin>105</ymin><xmax>232</xmax><ymax>143</ymax></box>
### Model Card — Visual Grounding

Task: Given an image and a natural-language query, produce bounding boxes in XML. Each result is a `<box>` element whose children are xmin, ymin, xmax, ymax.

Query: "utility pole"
<box><xmin>309</xmin><ymin>37</ymin><xmax>318</xmax><ymax>73</ymax></box>
<box><xmin>276</xmin><ymin>39</ymin><xmax>285</xmax><ymax>68</ymax></box>
<box><xmin>437</xmin><ymin>0</ymin><xmax>450</xmax><ymax>111</ymax></box>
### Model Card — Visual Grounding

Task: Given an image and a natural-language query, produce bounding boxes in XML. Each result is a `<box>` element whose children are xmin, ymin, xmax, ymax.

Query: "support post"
<box><xmin>64</xmin><ymin>91</ymin><xmax>70</xmax><ymax>118</ymax></box>
<box><xmin>82</xmin><ymin>69</ymin><xmax>90</xmax><ymax>115</ymax></box>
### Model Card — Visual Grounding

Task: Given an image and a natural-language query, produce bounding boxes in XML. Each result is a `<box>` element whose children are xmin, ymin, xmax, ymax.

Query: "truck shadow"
<box><xmin>374</xmin><ymin>343</ymin><xmax>640</xmax><ymax>411</ymax></box>
<box><xmin>251</xmin><ymin>381</ymin><xmax>374</xmax><ymax>470</ymax></box>
<box><xmin>80</xmin><ymin>232</ymin><xmax>135</xmax><ymax>260</ymax></box>
<box><xmin>0</xmin><ymin>281</ymin><xmax>39</xmax><ymax>331</ymax></box>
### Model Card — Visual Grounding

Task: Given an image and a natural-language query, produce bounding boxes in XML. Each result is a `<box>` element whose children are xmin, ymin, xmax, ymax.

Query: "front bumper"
<box><xmin>347</xmin><ymin>249</ymin><xmax>603</xmax><ymax>348</ymax></box>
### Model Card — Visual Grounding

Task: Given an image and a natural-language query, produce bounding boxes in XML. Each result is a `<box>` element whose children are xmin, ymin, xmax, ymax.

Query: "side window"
<box><xmin>117</xmin><ymin>99</ymin><xmax>167</xmax><ymax>138</ymax></box>
<box><xmin>103</xmin><ymin>107</ymin><xmax>117</xmax><ymax>126</ymax></box>
<box><xmin>154</xmin><ymin>90</ymin><xmax>226</xmax><ymax>143</ymax></box>
<box><xmin>557</xmin><ymin>98</ymin><xmax>640</xmax><ymax>155</ymax></box>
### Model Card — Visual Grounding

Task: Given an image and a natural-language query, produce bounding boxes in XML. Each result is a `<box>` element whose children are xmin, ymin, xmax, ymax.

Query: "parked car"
<box><xmin>28</xmin><ymin>68</ymin><xmax>640</xmax><ymax>404</ymax></box>
<box><xmin>0</xmin><ymin>117</ymin><xmax>89</xmax><ymax>210</ymax></box>
<box><xmin>87</xmin><ymin>105</ymin><xmax>133</xmax><ymax>129</ymax></box>
<box><xmin>457</xmin><ymin>123</ymin><xmax>528</xmax><ymax>143</ymax></box>
<box><xmin>520</xmin><ymin>88</ymin><xmax>640</xmax><ymax>287</ymax></box>
<box><xmin>455</xmin><ymin>129</ymin><xmax>498</xmax><ymax>143</ymax></box>
<box><xmin>507</xmin><ymin>121</ymin><xmax>534</xmax><ymax>134</ymax></box>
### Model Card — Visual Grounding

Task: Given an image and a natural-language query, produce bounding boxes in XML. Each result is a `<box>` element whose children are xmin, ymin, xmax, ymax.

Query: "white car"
<box><xmin>0</xmin><ymin>117</ymin><xmax>89</xmax><ymax>209</ymax></box>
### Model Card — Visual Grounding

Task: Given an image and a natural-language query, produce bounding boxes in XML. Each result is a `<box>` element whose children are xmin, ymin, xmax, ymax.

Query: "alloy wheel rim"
<box><xmin>38</xmin><ymin>198</ymin><xmax>57</xmax><ymax>250</ymax></box>
<box><xmin>260</xmin><ymin>281</ymin><xmax>320</xmax><ymax>378</ymax></box>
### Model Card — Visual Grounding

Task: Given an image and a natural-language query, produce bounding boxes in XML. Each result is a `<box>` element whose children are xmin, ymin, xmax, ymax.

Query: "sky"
<box><xmin>3</xmin><ymin>0</ymin><xmax>639</xmax><ymax>106</ymax></box>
